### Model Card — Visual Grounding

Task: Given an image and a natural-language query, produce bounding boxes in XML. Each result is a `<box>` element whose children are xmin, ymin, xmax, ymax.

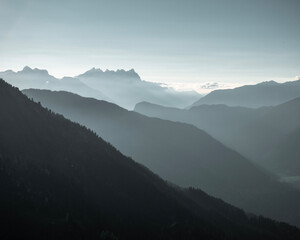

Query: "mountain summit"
<box><xmin>78</xmin><ymin>67</ymin><xmax>141</xmax><ymax>81</ymax></box>
<box><xmin>21</xmin><ymin>66</ymin><xmax>49</xmax><ymax>75</ymax></box>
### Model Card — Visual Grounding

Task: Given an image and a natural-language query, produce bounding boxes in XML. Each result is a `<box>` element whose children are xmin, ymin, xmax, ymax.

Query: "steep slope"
<box><xmin>24</xmin><ymin>88</ymin><xmax>300</xmax><ymax>227</ymax></box>
<box><xmin>191</xmin><ymin>80</ymin><xmax>300</xmax><ymax>108</ymax></box>
<box><xmin>77</xmin><ymin>68</ymin><xmax>200</xmax><ymax>109</ymax></box>
<box><xmin>3</xmin><ymin>80</ymin><xmax>300</xmax><ymax>239</ymax></box>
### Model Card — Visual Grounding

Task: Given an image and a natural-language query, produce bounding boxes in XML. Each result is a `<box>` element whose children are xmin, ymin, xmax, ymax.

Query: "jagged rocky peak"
<box><xmin>86</xmin><ymin>67</ymin><xmax>104</xmax><ymax>73</ymax></box>
<box><xmin>22</xmin><ymin>66</ymin><xmax>33</xmax><ymax>72</ymax></box>
<box><xmin>20</xmin><ymin>66</ymin><xmax>49</xmax><ymax>75</ymax></box>
<box><xmin>78</xmin><ymin>67</ymin><xmax>141</xmax><ymax>80</ymax></box>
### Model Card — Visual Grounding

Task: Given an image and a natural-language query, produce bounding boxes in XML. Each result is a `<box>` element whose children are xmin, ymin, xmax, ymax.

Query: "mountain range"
<box><xmin>135</xmin><ymin>102</ymin><xmax>267</xmax><ymax>144</ymax></box>
<box><xmin>23</xmin><ymin>88</ymin><xmax>300</xmax><ymax>227</ymax></box>
<box><xmin>135</xmin><ymin>99</ymin><xmax>300</xmax><ymax>181</ymax></box>
<box><xmin>0</xmin><ymin>66</ymin><xmax>200</xmax><ymax>109</ymax></box>
<box><xmin>3</xmin><ymin>78</ymin><xmax>300</xmax><ymax>239</ymax></box>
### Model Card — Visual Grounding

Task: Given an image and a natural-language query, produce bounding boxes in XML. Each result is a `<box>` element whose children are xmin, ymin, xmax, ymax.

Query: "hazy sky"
<box><xmin>0</xmin><ymin>0</ymin><xmax>299</xmax><ymax>92</ymax></box>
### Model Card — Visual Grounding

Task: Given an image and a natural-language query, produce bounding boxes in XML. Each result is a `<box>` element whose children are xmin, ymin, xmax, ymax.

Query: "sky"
<box><xmin>0</xmin><ymin>0</ymin><xmax>299</xmax><ymax>93</ymax></box>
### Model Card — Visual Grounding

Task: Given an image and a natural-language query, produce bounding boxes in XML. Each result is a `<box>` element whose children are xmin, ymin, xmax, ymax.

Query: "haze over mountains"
<box><xmin>135</xmin><ymin>98</ymin><xmax>300</xmax><ymax>179</ymax></box>
<box><xmin>0</xmin><ymin>67</ymin><xmax>200</xmax><ymax>109</ymax></box>
<box><xmin>4</xmin><ymin>79</ymin><xmax>300</xmax><ymax>239</ymax></box>
<box><xmin>2</xmin><ymin>0</ymin><xmax>300</xmax><ymax>238</ymax></box>
<box><xmin>135</xmin><ymin>102</ymin><xmax>268</xmax><ymax>144</ymax></box>
<box><xmin>24</xmin><ymin>88</ymin><xmax>300</xmax><ymax>227</ymax></box>
<box><xmin>0</xmin><ymin>66</ymin><xmax>111</xmax><ymax>102</ymax></box>
<box><xmin>229</xmin><ymin>98</ymin><xmax>300</xmax><ymax>165</ymax></box>
<box><xmin>2</xmin><ymin>66</ymin><xmax>300</xmax><ymax>237</ymax></box>
<box><xmin>191</xmin><ymin>80</ymin><xmax>300</xmax><ymax>108</ymax></box>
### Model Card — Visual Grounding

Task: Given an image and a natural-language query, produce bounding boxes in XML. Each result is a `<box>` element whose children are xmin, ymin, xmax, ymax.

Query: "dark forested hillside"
<box><xmin>3</xmin><ymin>79</ymin><xmax>300</xmax><ymax>239</ymax></box>
<box><xmin>23</xmin><ymin>88</ymin><xmax>300</xmax><ymax>228</ymax></box>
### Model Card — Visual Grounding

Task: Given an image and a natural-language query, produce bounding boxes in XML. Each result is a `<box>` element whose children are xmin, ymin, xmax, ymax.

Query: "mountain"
<box><xmin>191</xmin><ymin>80</ymin><xmax>300</xmax><ymax>108</ymax></box>
<box><xmin>0</xmin><ymin>66</ymin><xmax>111</xmax><ymax>102</ymax></box>
<box><xmin>134</xmin><ymin>101</ymin><xmax>268</xmax><ymax>145</ymax></box>
<box><xmin>227</xmin><ymin>97</ymin><xmax>300</xmax><ymax>165</ymax></box>
<box><xmin>2</xmin><ymin>79</ymin><xmax>300</xmax><ymax>239</ymax></box>
<box><xmin>23</xmin><ymin>88</ymin><xmax>300</xmax><ymax>227</ymax></box>
<box><xmin>135</xmin><ymin>98</ymin><xmax>300</xmax><ymax>176</ymax></box>
<box><xmin>77</xmin><ymin>67</ymin><xmax>141</xmax><ymax>80</ymax></box>
<box><xmin>0</xmin><ymin>67</ymin><xmax>200</xmax><ymax>110</ymax></box>
<box><xmin>135</xmin><ymin>99</ymin><xmax>300</xmax><ymax>190</ymax></box>
<box><xmin>77</xmin><ymin>68</ymin><xmax>200</xmax><ymax>109</ymax></box>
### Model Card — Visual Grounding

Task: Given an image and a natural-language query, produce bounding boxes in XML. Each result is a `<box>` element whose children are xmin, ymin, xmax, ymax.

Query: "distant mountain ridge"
<box><xmin>77</xmin><ymin>67</ymin><xmax>200</xmax><ymax>109</ymax></box>
<box><xmin>191</xmin><ymin>79</ymin><xmax>300</xmax><ymax>108</ymax></box>
<box><xmin>77</xmin><ymin>67</ymin><xmax>141</xmax><ymax>80</ymax></box>
<box><xmin>135</xmin><ymin>98</ymin><xmax>300</xmax><ymax>185</ymax></box>
<box><xmin>135</xmin><ymin>101</ymin><xmax>268</xmax><ymax>146</ymax></box>
<box><xmin>0</xmin><ymin>66</ymin><xmax>111</xmax><ymax>102</ymax></box>
<box><xmin>0</xmin><ymin>66</ymin><xmax>200</xmax><ymax>109</ymax></box>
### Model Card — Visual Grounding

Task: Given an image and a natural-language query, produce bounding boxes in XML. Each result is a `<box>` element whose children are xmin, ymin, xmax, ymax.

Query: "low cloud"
<box><xmin>157</xmin><ymin>82</ymin><xmax>243</xmax><ymax>94</ymax></box>
<box><xmin>201</xmin><ymin>82</ymin><xmax>219</xmax><ymax>89</ymax></box>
